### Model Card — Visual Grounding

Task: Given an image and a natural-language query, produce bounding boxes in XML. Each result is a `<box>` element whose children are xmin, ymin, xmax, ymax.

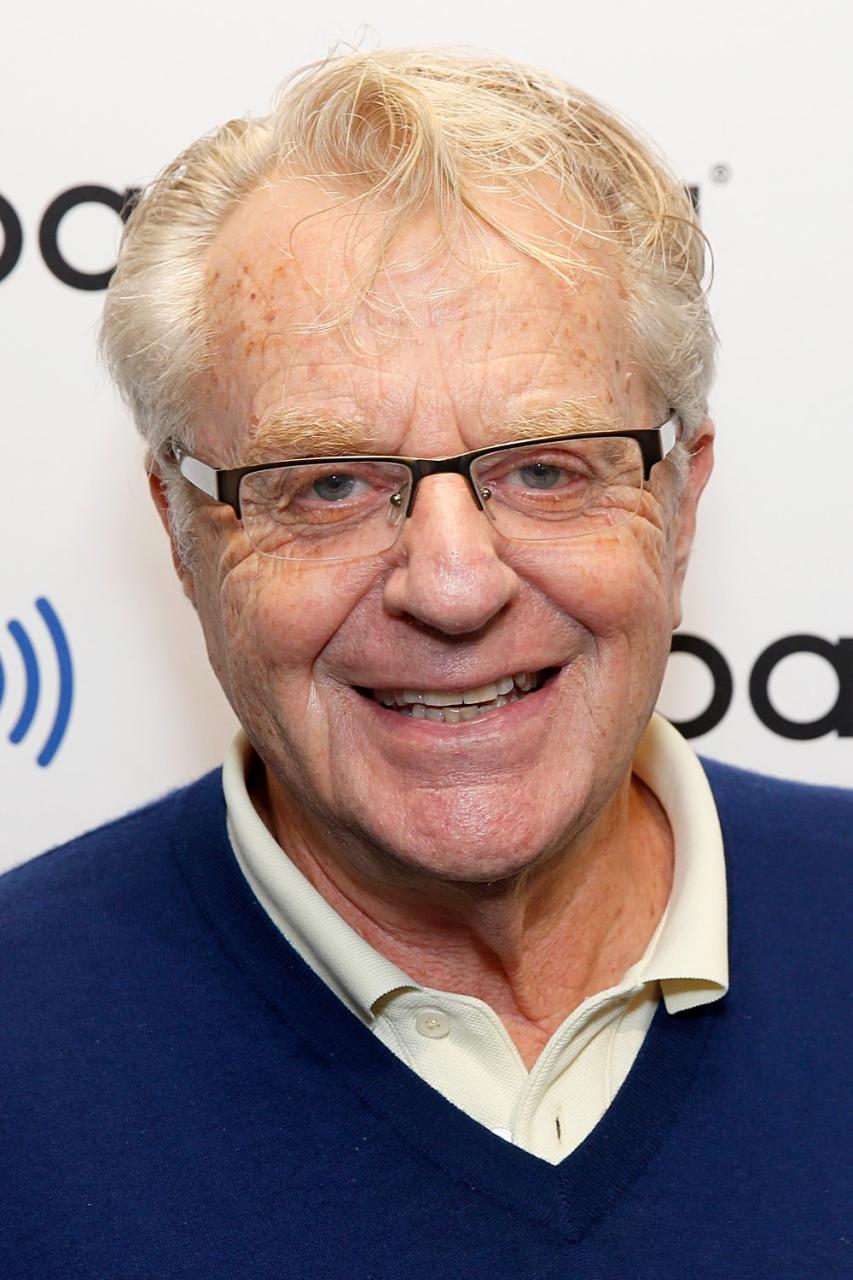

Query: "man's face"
<box><xmin>167</xmin><ymin>181</ymin><xmax>711</xmax><ymax>882</ymax></box>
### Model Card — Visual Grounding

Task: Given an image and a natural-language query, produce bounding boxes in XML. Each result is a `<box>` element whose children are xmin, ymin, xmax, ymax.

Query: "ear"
<box><xmin>670</xmin><ymin>422</ymin><xmax>715</xmax><ymax>629</ymax></box>
<box><xmin>148</xmin><ymin>468</ymin><xmax>197</xmax><ymax>607</ymax></box>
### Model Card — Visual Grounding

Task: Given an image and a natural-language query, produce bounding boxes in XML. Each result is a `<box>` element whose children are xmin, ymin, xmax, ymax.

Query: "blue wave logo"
<box><xmin>1</xmin><ymin>598</ymin><xmax>73</xmax><ymax>767</ymax></box>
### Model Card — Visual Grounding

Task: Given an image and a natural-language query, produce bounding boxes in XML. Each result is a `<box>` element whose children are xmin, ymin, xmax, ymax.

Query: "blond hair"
<box><xmin>100</xmin><ymin>47</ymin><xmax>715</xmax><ymax>552</ymax></box>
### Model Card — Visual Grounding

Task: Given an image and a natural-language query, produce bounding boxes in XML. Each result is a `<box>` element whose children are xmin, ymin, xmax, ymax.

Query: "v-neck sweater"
<box><xmin>224</xmin><ymin>713</ymin><xmax>728</xmax><ymax>1162</ymax></box>
<box><xmin>1</xmin><ymin>759</ymin><xmax>850</xmax><ymax>1278</ymax></box>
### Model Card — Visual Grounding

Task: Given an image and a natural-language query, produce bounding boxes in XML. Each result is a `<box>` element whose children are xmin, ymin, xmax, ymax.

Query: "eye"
<box><xmin>514</xmin><ymin>461</ymin><xmax>576</xmax><ymax>490</ymax></box>
<box><xmin>310</xmin><ymin>472</ymin><xmax>367</xmax><ymax>502</ymax></box>
<box><xmin>498</xmin><ymin>452</ymin><xmax>590</xmax><ymax>492</ymax></box>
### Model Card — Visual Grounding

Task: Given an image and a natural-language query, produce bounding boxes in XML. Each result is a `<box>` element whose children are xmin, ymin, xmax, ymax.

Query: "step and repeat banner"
<box><xmin>2</xmin><ymin>1</ymin><xmax>851</xmax><ymax>869</ymax></box>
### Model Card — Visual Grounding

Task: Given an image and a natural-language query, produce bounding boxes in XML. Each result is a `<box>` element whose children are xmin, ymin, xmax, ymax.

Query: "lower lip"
<box><xmin>355</xmin><ymin>673</ymin><xmax>562</xmax><ymax>741</ymax></box>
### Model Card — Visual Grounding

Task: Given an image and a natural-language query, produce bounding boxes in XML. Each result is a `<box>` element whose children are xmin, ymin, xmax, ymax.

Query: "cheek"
<box><xmin>213</xmin><ymin>555</ymin><xmax>381</xmax><ymax>696</ymax></box>
<box><xmin>517</xmin><ymin>533</ymin><xmax>674</xmax><ymax>751</ymax></box>
<box><xmin>509</xmin><ymin>524</ymin><xmax>674</xmax><ymax>644</ymax></box>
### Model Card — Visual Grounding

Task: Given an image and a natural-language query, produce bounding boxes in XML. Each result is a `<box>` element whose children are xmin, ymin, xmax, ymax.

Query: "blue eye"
<box><xmin>312</xmin><ymin>473</ymin><xmax>361</xmax><ymax>501</ymax></box>
<box><xmin>517</xmin><ymin>463</ymin><xmax>566</xmax><ymax>489</ymax></box>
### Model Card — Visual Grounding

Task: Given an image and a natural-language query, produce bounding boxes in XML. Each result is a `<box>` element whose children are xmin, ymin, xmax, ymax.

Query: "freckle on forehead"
<box><xmin>199</xmin><ymin>180</ymin><xmax>636</xmax><ymax>450</ymax></box>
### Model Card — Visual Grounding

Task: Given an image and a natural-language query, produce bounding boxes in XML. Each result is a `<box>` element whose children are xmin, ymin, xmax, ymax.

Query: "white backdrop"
<box><xmin>2</xmin><ymin>0</ymin><xmax>851</xmax><ymax>871</ymax></box>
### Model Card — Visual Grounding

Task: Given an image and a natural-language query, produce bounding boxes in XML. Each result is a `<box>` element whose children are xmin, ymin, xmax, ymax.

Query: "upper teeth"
<box><xmin>375</xmin><ymin>671</ymin><xmax>538</xmax><ymax>708</ymax></box>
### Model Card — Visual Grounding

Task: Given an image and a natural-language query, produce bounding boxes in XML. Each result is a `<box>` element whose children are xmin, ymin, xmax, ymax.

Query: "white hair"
<box><xmin>100</xmin><ymin>47</ymin><xmax>716</xmax><ymax>559</ymax></box>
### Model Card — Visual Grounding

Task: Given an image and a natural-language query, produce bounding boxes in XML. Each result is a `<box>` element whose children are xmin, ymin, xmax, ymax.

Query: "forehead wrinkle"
<box><xmin>244</xmin><ymin>398</ymin><xmax>622</xmax><ymax>463</ymax></box>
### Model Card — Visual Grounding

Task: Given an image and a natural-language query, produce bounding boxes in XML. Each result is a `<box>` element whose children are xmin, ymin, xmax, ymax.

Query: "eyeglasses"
<box><xmin>174</xmin><ymin>413</ymin><xmax>680</xmax><ymax>563</ymax></box>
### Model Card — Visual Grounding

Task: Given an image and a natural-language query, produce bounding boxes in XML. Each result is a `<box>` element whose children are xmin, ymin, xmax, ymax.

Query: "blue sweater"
<box><xmin>1</xmin><ymin>760</ymin><xmax>850</xmax><ymax>1279</ymax></box>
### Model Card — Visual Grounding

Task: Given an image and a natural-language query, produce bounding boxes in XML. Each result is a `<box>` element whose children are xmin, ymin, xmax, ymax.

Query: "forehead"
<box><xmin>197</xmin><ymin>178</ymin><xmax>634</xmax><ymax>461</ymax></box>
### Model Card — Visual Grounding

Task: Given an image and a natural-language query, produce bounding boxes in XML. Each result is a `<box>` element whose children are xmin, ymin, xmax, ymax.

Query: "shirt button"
<box><xmin>415</xmin><ymin>1008</ymin><xmax>451</xmax><ymax>1039</ymax></box>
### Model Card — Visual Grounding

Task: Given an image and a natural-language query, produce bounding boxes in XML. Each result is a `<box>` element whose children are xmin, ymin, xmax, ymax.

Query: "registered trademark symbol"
<box><xmin>710</xmin><ymin>163</ymin><xmax>732</xmax><ymax>185</ymax></box>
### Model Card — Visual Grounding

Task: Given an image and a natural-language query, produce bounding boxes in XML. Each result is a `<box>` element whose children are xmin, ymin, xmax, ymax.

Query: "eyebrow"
<box><xmin>246</xmin><ymin>412</ymin><xmax>384</xmax><ymax>462</ymax></box>
<box><xmin>245</xmin><ymin>400</ymin><xmax>622</xmax><ymax>462</ymax></box>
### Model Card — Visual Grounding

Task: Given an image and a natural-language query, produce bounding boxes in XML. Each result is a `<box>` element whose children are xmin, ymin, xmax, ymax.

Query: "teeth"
<box><xmin>372</xmin><ymin>669</ymin><xmax>546</xmax><ymax>715</ymax></box>
<box><xmin>398</xmin><ymin>691</ymin><xmax>523</xmax><ymax>722</ymax></box>
<box><xmin>423</xmin><ymin>690</ymin><xmax>464</xmax><ymax>707</ymax></box>
<box><xmin>462</xmin><ymin>682</ymin><xmax>496</xmax><ymax>705</ymax></box>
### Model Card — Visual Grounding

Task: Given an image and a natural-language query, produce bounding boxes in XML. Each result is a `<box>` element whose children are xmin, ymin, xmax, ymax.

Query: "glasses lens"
<box><xmin>239</xmin><ymin>461</ymin><xmax>411</xmax><ymax>561</ymax></box>
<box><xmin>471</xmin><ymin>436</ymin><xmax>645</xmax><ymax>541</ymax></box>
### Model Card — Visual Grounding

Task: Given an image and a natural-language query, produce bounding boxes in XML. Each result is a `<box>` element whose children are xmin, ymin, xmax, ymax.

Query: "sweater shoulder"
<box><xmin>701</xmin><ymin>755</ymin><xmax>853</xmax><ymax>835</ymax></box>
<box><xmin>700</xmin><ymin>754</ymin><xmax>852</xmax><ymax>915</ymax></box>
<box><xmin>0</xmin><ymin>770</ymin><xmax>223</xmax><ymax>932</ymax></box>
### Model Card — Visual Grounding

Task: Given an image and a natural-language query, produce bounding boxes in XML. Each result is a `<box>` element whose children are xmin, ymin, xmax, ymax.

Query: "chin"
<box><xmin>358</xmin><ymin>796</ymin><xmax>574</xmax><ymax>886</ymax></box>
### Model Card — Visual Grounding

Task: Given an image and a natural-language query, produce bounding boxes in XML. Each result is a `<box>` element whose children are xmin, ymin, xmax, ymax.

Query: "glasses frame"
<box><xmin>175</xmin><ymin>412</ymin><xmax>680</xmax><ymax>521</ymax></box>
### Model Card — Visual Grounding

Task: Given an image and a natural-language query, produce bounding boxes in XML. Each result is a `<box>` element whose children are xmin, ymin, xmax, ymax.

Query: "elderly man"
<box><xmin>1</xmin><ymin>48</ymin><xmax>850</xmax><ymax>1279</ymax></box>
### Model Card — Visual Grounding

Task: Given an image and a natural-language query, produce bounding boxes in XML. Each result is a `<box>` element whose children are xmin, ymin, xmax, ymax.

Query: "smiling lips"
<box><xmin>367</xmin><ymin>670</ymin><xmax>548</xmax><ymax>723</ymax></box>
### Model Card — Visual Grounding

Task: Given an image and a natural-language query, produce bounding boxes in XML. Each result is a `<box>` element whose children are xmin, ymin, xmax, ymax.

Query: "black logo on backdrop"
<box><xmin>0</xmin><ymin>193</ymin><xmax>23</xmax><ymax>282</ymax></box>
<box><xmin>670</xmin><ymin>633</ymin><xmax>853</xmax><ymax>740</ymax></box>
<box><xmin>0</xmin><ymin>185</ymin><xmax>139</xmax><ymax>288</ymax></box>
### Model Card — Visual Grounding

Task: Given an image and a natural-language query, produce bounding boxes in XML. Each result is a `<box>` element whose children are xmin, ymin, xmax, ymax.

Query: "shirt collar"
<box><xmin>223</xmin><ymin>739</ymin><xmax>412</xmax><ymax>1020</ymax></box>
<box><xmin>223</xmin><ymin>712</ymin><xmax>728</xmax><ymax>1022</ymax></box>
<box><xmin>628</xmin><ymin>713</ymin><xmax>728</xmax><ymax>1011</ymax></box>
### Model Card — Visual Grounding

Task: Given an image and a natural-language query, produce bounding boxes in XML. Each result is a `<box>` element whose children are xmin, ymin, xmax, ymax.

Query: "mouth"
<box><xmin>356</xmin><ymin>668</ymin><xmax>560</xmax><ymax>724</ymax></box>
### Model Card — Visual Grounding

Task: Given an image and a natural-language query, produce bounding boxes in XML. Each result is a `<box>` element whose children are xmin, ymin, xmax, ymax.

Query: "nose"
<box><xmin>383</xmin><ymin>474</ymin><xmax>520</xmax><ymax>635</ymax></box>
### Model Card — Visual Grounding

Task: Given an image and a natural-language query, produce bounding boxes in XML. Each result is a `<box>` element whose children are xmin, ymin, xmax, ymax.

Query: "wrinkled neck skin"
<box><xmin>251</xmin><ymin>757</ymin><xmax>673</xmax><ymax>1070</ymax></box>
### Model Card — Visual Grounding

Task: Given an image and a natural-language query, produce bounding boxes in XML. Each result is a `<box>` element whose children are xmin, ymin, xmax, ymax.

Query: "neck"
<box><xmin>252</xmin><ymin>763</ymin><xmax>673</xmax><ymax>1069</ymax></box>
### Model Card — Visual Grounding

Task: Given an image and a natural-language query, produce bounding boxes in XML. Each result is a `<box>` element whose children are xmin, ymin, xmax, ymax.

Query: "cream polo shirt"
<box><xmin>223</xmin><ymin>713</ymin><xmax>728</xmax><ymax>1164</ymax></box>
